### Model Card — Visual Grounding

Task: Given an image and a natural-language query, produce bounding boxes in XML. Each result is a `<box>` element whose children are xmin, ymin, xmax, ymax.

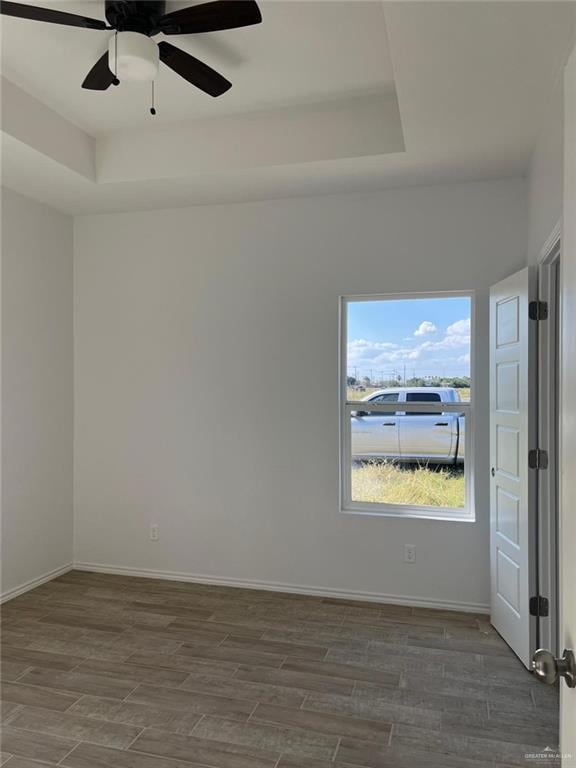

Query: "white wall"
<box><xmin>526</xmin><ymin>7</ymin><xmax>576</xmax><ymax>266</ymax></box>
<box><xmin>74</xmin><ymin>179</ymin><xmax>527</xmax><ymax>610</ymax></box>
<box><xmin>527</xmin><ymin>83</ymin><xmax>564</xmax><ymax>265</ymax></box>
<box><xmin>1</xmin><ymin>187</ymin><xmax>74</xmax><ymax>599</ymax></box>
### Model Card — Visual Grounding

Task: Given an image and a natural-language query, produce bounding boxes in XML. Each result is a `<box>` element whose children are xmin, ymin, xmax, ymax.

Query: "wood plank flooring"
<box><xmin>0</xmin><ymin>571</ymin><xmax>559</xmax><ymax>767</ymax></box>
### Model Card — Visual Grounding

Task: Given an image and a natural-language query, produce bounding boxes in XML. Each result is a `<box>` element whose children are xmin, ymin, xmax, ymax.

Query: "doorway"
<box><xmin>488</xmin><ymin>244</ymin><xmax>562</xmax><ymax>755</ymax></box>
<box><xmin>489</xmin><ymin>236</ymin><xmax>561</xmax><ymax>670</ymax></box>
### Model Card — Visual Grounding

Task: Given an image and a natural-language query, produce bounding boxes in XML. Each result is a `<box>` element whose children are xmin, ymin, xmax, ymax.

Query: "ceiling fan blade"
<box><xmin>158</xmin><ymin>41</ymin><xmax>231</xmax><ymax>97</ymax></box>
<box><xmin>82</xmin><ymin>53</ymin><xmax>116</xmax><ymax>90</ymax></box>
<box><xmin>159</xmin><ymin>0</ymin><xmax>261</xmax><ymax>35</ymax></box>
<box><xmin>0</xmin><ymin>1</ymin><xmax>106</xmax><ymax>29</ymax></box>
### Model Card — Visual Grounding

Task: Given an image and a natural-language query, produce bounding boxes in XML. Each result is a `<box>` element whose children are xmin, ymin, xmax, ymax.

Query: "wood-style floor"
<box><xmin>0</xmin><ymin>570</ymin><xmax>559</xmax><ymax>768</ymax></box>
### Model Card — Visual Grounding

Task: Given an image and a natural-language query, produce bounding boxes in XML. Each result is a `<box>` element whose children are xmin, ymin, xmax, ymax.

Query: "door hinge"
<box><xmin>529</xmin><ymin>300</ymin><xmax>548</xmax><ymax>320</ymax></box>
<box><xmin>529</xmin><ymin>448</ymin><xmax>549</xmax><ymax>469</ymax></box>
<box><xmin>530</xmin><ymin>596</ymin><xmax>549</xmax><ymax>617</ymax></box>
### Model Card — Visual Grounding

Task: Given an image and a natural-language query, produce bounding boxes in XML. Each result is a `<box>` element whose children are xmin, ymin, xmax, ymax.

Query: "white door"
<box><xmin>559</xmin><ymin>41</ymin><xmax>576</xmax><ymax>765</ymax></box>
<box><xmin>490</xmin><ymin>267</ymin><xmax>537</xmax><ymax>668</ymax></box>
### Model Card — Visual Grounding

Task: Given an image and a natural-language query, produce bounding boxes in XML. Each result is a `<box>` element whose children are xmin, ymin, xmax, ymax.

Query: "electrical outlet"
<box><xmin>149</xmin><ymin>524</ymin><xmax>159</xmax><ymax>542</ymax></box>
<box><xmin>404</xmin><ymin>544</ymin><xmax>416</xmax><ymax>563</ymax></box>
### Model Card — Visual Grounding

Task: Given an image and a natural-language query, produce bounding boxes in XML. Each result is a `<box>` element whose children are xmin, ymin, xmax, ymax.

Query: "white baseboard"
<box><xmin>74</xmin><ymin>561</ymin><xmax>490</xmax><ymax>615</ymax></box>
<box><xmin>0</xmin><ymin>562</ymin><xmax>74</xmax><ymax>604</ymax></box>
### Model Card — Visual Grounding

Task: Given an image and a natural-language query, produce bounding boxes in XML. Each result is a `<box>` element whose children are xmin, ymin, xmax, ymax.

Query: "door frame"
<box><xmin>536</xmin><ymin>222</ymin><xmax>561</xmax><ymax>657</ymax></box>
<box><xmin>559</xmin><ymin>41</ymin><xmax>576</xmax><ymax>760</ymax></box>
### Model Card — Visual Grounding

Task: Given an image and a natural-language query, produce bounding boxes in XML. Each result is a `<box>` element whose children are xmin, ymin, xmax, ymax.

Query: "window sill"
<box><xmin>340</xmin><ymin>505</ymin><xmax>475</xmax><ymax>523</ymax></box>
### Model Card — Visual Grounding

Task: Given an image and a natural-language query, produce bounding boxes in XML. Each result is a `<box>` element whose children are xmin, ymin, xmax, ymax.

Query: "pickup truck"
<box><xmin>351</xmin><ymin>387</ymin><xmax>465</xmax><ymax>464</ymax></box>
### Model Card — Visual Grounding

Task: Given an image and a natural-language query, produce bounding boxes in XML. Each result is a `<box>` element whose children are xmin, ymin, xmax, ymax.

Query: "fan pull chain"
<box><xmin>112</xmin><ymin>31</ymin><xmax>120</xmax><ymax>86</ymax></box>
<box><xmin>150</xmin><ymin>81</ymin><xmax>157</xmax><ymax>116</ymax></box>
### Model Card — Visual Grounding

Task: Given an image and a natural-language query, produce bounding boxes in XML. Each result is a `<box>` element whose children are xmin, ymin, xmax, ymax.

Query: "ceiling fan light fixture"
<box><xmin>2</xmin><ymin>0</ymin><xmax>263</xmax><ymax>96</ymax></box>
<box><xmin>108</xmin><ymin>31</ymin><xmax>159</xmax><ymax>82</ymax></box>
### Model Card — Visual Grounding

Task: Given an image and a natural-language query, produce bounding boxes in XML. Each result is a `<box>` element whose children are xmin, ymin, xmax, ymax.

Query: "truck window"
<box><xmin>370</xmin><ymin>393</ymin><xmax>399</xmax><ymax>403</ymax></box>
<box><xmin>405</xmin><ymin>391</ymin><xmax>441</xmax><ymax>415</ymax></box>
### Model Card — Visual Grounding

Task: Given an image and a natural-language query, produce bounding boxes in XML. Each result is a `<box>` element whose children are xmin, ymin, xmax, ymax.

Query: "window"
<box><xmin>340</xmin><ymin>293</ymin><xmax>474</xmax><ymax>521</ymax></box>
<box><xmin>406</xmin><ymin>392</ymin><xmax>440</xmax><ymax>402</ymax></box>
<box><xmin>371</xmin><ymin>393</ymin><xmax>399</xmax><ymax>403</ymax></box>
<box><xmin>405</xmin><ymin>391</ymin><xmax>441</xmax><ymax>415</ymax></box>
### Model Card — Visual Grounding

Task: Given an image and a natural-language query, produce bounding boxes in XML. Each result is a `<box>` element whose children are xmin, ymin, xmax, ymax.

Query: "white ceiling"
<box><xmin>1</xmin><ymin>1</ymin><xmax>576</xmax><ymax>214</ymax></box>
<box><xmin>0</xmin><ymin>0</ymin><xmax>395</xmax><ymax>134</ymax></box>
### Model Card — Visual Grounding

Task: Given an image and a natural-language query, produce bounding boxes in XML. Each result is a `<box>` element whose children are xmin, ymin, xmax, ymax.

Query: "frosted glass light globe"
<box><xmin>109</xmin><ymin>32</ymin><xmax>159</xmax><ymax>81</ymax></box>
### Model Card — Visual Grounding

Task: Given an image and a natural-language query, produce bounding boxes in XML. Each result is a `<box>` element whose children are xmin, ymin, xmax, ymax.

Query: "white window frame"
<box><xmin>339</xmin><ymin>291</ymin><xmax>475</xmax><ymax>522</ymax></box>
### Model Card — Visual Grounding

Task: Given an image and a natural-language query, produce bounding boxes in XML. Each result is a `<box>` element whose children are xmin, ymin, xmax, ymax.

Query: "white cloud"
<box><xmin>414</xmin><ymin>321</ymin><xmax>437</xmax><ymax>337</ymax></box>
<box><xmin>432</xmin><ymin>318</ymin><xmax>470</xmax><ymax>349</ymax></box>
<box><xmin>446</xmin><ymin>318</ymin><xmax>470</xmax><ymax>336</ymax></box>
<box><xmin>347</xmin><ymin>317</ymin><xmax>471</xmax><ymax>378</ymax></box>
<box><xmin>347</xmin><ymin>339</ymin><xmax>398</xmax><ymax>362</ymax></box>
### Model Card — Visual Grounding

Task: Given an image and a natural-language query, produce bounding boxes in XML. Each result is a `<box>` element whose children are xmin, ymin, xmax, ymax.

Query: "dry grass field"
<box><xmin>351</xmin><ymin>460</ymin><xmax>465</xmax><ymax>508</ymax></box>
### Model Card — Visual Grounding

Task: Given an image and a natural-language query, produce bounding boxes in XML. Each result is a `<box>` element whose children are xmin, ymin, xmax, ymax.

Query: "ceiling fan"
<box><xmin>0</xmin><ymin>1</ymin><xmax>262</xmax><ymax>99</ymax></box>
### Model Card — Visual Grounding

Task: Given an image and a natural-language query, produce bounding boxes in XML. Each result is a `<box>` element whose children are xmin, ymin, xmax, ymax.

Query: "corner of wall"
<box><xmin>1</xmin><ymin>187</ymin><xmax>75</xmax><ymax>601</ymax></box>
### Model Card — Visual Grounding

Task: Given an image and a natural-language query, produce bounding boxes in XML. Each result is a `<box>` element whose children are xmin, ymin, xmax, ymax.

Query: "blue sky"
<box><xmin>347</xmin><ymin>296</ymin><xmax>471</xmax><ymax>380</ymax></box>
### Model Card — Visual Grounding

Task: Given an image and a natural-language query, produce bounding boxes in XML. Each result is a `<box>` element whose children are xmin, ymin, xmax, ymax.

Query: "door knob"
<box><xmin>532</xmin><ymin>648</ymin><xmax>576</xmax><ymax>688</ymax></box>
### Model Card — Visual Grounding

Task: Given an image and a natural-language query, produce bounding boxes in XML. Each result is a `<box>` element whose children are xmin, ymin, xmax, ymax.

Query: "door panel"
<box><xmin>496</xmin><ymin>362</ymin><xmax>520</xmax><ymax>413</ymax></box>
<box><xmin>351</xmin><ymin>414</ymin><xmax>400</xmax><ymax>459</ymax></box>
<box><xmin>398</xmin><ymin>415</ymin><xmax>453</xmax><ymax>461</ymax></box>
<box><xmin>399</xmin><ymin>391</ymin><xmax>453</xmax><ymax>461</ymax></box>
<box><xmin>496</xmin><ymin>549</ymin><xmax>520</xmax><ymax>613</ymax></box>
<box><xmin>495</xmin><ymin>487</ymin><xmax>520</xmax><ymax>547</ymax></box>
<box><xmin>495</xmin><ymin>424</ymin><xmax>520</xmax><ymax>479</ymax></box>
<box><xmin>490</xmin><ymin>266</ymin><xmax>536</xmax><ymax>668</ymax></box>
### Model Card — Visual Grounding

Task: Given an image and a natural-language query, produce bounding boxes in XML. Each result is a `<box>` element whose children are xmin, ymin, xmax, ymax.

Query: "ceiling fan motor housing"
<box><xmin>104</xmin><ymin>1</ymin><xmax>166</xmax><ymax>35</ymax></box>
